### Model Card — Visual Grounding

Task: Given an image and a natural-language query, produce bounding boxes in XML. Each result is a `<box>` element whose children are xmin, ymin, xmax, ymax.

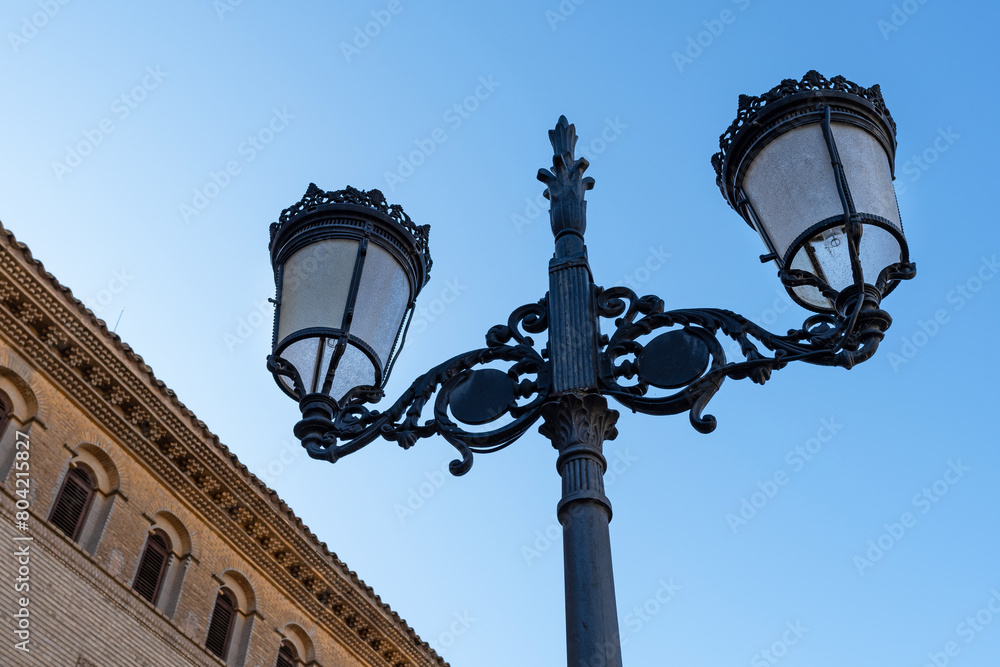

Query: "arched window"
<box><xmin>0</xmin><ymin>369</ymin><xmax>42</xmax><ymax>484</ymax></box>
<box><xmin>0</xmin><ymin>389</ymin><xmax>11</xmax><ymax>438</ymax></box>
<box><xmin>275</xmin><ymin>640</ymin><xmax>299</xmax><ymax>667</ymax></box>
<box><xmin>132</xmin><ymin>530</ymin><xmax>172</xmax><ymax>605</ymax></box>
<box><xmin>49</xmin><ymin>464</ymin><xmax>96</xmax><ymax>542</ymax></box>
<box><xmin>47</xmin><ymin>448</ymin><xmax>121</xmax><ymax>556</ymax></box>
<box><xmin>277</xmin><ymin>624</ymin><xmax>313</xmax><ymax>666</ymax></box>
<box><xmin>206</xmin><ymin>588</ymin><xmax>236</xmax><ymax>660</ymax></box>
<box><xmin>137</xmin><ymin>512</ymin><xmax>193</xmax><ymax>618</ymax></box>
<box><xmin>0</xmin><ymin>390</ymin><xmax>12</xmax><ymax>485</ymax></box>
<box><xmin>208</xmin><ymin>571</ymin><xmax>257</xmax><ymax>665</ymax></box>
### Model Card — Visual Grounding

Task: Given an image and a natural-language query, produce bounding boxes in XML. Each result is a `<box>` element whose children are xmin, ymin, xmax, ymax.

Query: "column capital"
<box><xmin>539</xmin><ymin>393</ymin><xmax>619</xmax><ymax>452</ymax></box>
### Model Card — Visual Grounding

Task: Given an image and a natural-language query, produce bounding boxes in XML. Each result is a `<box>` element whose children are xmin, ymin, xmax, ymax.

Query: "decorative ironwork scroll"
<box><xmin>595</xmin><ymin>285</ymin><xmax>894</xmax><ymax>433</ymax></box>
<box><xmin>280</xmin><ymin>299</ymin><xmax>550</xmax><ymax>475</ymax></box>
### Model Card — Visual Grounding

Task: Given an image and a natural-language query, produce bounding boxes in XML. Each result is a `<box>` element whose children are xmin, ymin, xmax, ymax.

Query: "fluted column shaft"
<box><xmin>540</xmin><ymin>394</ymin><xmax>622</xmax><ymax>667</ymax></box>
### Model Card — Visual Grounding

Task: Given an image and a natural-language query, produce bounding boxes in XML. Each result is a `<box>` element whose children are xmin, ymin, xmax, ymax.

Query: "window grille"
<box><xmin>49</xmin><ymin>465</ymin><xmax>95</xmax><ymax>542</ymax></box>
<box><xmin>275</xmin><ymin>640</ymin><xmax>298</xmax><ymax>667</ymax></box>
<box><xmin>0</xmin><ymin>390</ymin><xmax>11</xmax><ymax>437</ymax></box>
<box><xmin>132</xmin><ymin>530</ymin><xmax>171</xmax><ymax>605</ymax></box>
<box><xmin>205</xmin><ymin>588</ymin><xmax>236</xmax><ymax>660</ymax></box>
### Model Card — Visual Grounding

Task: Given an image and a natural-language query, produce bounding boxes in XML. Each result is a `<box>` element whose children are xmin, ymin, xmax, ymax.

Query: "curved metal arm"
<box><xmin>596</xmin><ymin>283</ymin><xmax>896</xmax><ymax>433</ymax></box>
<box><xmin>292</xmin><ymin>299</ymin><xmax>551</xmax><ymax>476</ymax></box>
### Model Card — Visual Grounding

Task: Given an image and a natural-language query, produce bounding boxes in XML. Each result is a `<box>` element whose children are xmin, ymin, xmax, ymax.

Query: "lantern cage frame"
<box><xmin>712</xmin><ymin>71</ymin><xmax>914</xmax><ymax>315</ymax></box>
<box><xmin>267</xmin><ymin>184</ymin><xmax>431</xmax><ymax>405</ymax></box>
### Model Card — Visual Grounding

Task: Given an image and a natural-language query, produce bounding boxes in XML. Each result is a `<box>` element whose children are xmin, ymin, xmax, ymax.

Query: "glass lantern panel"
<box><xmin>279</xmin><ymin>337</ymin><xmax>325</xmax><ymax>396</ymax></box>
<box><xmin>788</xmin><ymin>227</ymin><xmax>842</xmax><ymax>311</ymax></box>
<box><xmin>328</xmin><ymin>344</ymin><xmax>377</xmax><ymax>402</ymax></box>
<box><xmin>350</xmin><ymin>243</ymin><xmax>412</xmax><ymax>374</ymax></box>
<box><xmin>858</xmin><ymin>224</ymin><xmax>904</xmax><ymax>286</ymax></box>
<box><xmin>788</xmin><ymin>282</ymin><xmax>832</xmax><ymax>312</ymax></box>
<box><xmin>832</xmin><ymin>122</ymin><xmax>902</xmax><ymax>230</ymax></box>
<box><xmin>788</xmin><ymin>223</ymin><xmax>903</xmax><ymax>310</ymax></box>
<box><xmin>277</xmin><ymin>371</ymin><xmax>295</xmax><ymax>395</ymax></box>
<box><xmin>276</xmin><ymin>239</ymin><xmax>359</xmax><ymax>345</ymax></box>
<box><xmin>743</xmin><ymin>123</ymin><xmax>844</xmax><ymax>259</ymax></box>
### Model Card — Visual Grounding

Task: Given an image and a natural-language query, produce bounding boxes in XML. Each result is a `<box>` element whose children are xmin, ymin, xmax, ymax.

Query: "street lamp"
<box><xmin>266</xmin><ymin>71</ymin><xmax>915</xmax><ymax>667</ymax></box>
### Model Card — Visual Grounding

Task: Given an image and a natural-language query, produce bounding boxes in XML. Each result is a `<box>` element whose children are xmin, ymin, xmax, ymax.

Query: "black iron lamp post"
<box><xmin>266</xmin><ymin>72</ymin><xmax>915</xmax><ymax>667</ymax></box>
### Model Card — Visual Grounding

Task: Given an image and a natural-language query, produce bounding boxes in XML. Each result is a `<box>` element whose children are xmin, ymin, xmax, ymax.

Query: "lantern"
<box><xmin>267</xmin><ymin>184</ymin><xmax>431</xmax><ymax>405</ymax></box>
<box><xmin>714</xmin><ymin>71</ymin><xmax>908</xmax><ymax>313</ymax></box>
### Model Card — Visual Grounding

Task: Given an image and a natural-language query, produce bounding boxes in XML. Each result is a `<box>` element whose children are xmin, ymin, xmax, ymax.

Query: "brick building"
<box><xmin>0</xmin><ymin>225</ymin><xmax>447</xmax><ymax>667</ymax></box>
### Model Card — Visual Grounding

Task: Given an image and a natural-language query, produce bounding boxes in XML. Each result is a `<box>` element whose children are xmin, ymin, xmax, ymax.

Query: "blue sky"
<box><xmin>2</xmin><ymin>1</ymin><xmax>998</xmax><ymax>665</ymax></box>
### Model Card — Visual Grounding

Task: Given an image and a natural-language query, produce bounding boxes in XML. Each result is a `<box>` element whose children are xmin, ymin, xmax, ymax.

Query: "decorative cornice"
<box><xmin>0</xmin><ymin>223</ymin><xmax>447</xmax><ymax>667</ymax></box>
<box><xmin>711</xmin><ymin>70</ymin><xmax>896</xmax><ymax>186</ymax></box>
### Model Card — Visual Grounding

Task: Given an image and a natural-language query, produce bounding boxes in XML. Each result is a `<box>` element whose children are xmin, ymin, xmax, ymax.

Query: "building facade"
<box><xmin>0</xmin><ymin>225</ymin><xmax>447</xmax><ymax>667</ymax></box>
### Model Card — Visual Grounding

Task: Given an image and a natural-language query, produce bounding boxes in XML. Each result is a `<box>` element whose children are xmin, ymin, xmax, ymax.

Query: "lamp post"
<box><xmin>265</xmin><ymin>71</ymin><xmax>915</xmax><ymax>666</ymax></box>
